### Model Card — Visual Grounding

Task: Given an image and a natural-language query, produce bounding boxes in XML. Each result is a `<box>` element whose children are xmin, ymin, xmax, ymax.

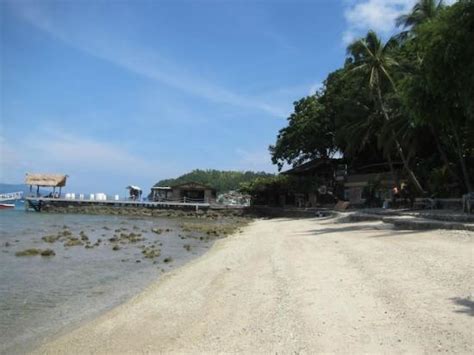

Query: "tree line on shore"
<box><xmin>153</xmin><ymin>169</ymin><xmax>273</xmax><ymax>193</ymax></box>
<box><xmin>269</xmin><ymin>0</ymin><xmax>473</xmax><ymax>197</ymax></box>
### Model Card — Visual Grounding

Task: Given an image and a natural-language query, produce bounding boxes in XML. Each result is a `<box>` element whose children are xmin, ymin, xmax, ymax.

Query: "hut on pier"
<box><xmin>170</xmin><ymin>182</ymin><xmax>216</xmax><ymax>203</ymax></box>
<box><xmin>126</xmin><ymin>185</ymin><xmax>143</xmax><ymax>201</ymax></box>
<box><xmin>150</xmin><ymin>182</ymin><xmax>216</xmax><ymax>203</ymax></box>
<box><xmin>150</xmin><ymin>186</ymin><xmax>172</xmax><ymax>201</ymax></box>
<box><xmin>25</xmin><ymin>173</ymin><xmax>68</xmax><ymax>198</ymax></box>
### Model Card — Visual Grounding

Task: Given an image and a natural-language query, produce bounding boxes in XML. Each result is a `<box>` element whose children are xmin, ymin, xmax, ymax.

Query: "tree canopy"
<box><xmin>269</xmin><ymin>0</ymin><xmax>473</xmax><ymax>196</ymax></box>
<box><xmin>153</xmin><ymin>169</ymin><xmax>274</xmax><ymax>193</ymax></box>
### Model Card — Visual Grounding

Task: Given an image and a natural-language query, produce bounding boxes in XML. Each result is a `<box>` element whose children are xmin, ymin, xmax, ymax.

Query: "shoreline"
<box><xmin>22</xmin><ymin>240</ymin><xmax>221</xmax><ymax>354</ymax></box>
<box><xmin>31</xmin><ymin>222</ymin><xmax>243</xmax><ymax>354</ymax></box>
<box><xmin>33</xmin><ymin>217</ymin><xmax>473</xmax><ymax>354</ymax></box>
<box><xmin>0</xmin><ymin>211</ymin><xmax>250</xmax><ymax>354</ymax></box>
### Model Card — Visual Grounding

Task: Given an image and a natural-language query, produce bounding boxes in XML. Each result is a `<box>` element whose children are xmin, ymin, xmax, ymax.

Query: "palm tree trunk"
<box><xmin>428</xmin><ymin>123</ymin><xmax>461</xmax><ymax>185</ymax></box>
<box><xmin>452</xmin><ymin>127</ymin><xmax>473</xmax><ymax>193</ymax></box>
<box><xmin>387</xmin><ymin>153</ymin><xmax>399</xmax><ymax>188</ymax></box>
<box><xmin>376</xmin><ymin>86</ymin><xmax>425</xmax><ymax>194</ymax></box>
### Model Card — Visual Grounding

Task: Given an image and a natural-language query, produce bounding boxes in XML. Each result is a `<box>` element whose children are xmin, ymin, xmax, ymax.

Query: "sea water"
<box><xmin>0</xmin><ymin>208</ymin><xmax>216</xmax><ymax>354</ymax></box>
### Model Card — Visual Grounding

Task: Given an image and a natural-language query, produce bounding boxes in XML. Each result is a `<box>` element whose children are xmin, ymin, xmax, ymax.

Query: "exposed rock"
<box><xmin>64</xmin><ymin>238</ymin><xmax>83</xmax><ymax>247</ymax></box>
<box><xmin>15</xmin><ymin>248</ymin><xmax>42</xmax><ymax>256</ymax></box>
<box><xmin>40</xmin><ymin>249</ymin><xmax>55</xmax><ymax>257</ymax></box>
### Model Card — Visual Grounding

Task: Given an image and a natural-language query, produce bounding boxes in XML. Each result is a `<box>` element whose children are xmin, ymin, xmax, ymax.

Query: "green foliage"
<box><xmin>399</xmin><ymin>0</ymin><xmax>474</xmax><ymax>191</ymax></box>
<box><xmin>269</xmin><ymin>95</ymin><xmax>337</xmax><ymax>170</ymax></box>
<box><xmin>239</xmin><ymin>174</ymin><xmax>325</xmax><ymax>200</ymax></box>
<box><xmin>268</xmin><ymin>0</ymin><xmax>473</xmax><ymax>196</ymax></box>
<box><xmin>396</xmin><ymin>0</ymin><xmax>445</xmax><ymax>29</ymax></box>
<box><xmin>325</xmin><ymin>65</ymin><xmax>385</xmax><ymax>165</ymax></box>
<box><xmin>239</xmin><ymin>175</ymin><xmax>290</xmax><ymax>195</ymax></box>
<box><xmin>153</xmin><ymin>169</ymin><xmax>274</xmax><ymax>193</ymax></box>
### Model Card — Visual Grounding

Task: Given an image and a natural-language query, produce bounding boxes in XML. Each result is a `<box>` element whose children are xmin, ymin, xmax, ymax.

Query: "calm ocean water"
<box><xmin>0</xmin><ymin>207</ymin><xmax>215</xmax><ymax>354</ymax></box>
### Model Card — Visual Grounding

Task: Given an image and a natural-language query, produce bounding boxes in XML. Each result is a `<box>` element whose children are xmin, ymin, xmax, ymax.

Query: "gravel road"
<box><xmin>35</xmin><ymin>218</ymin><xmax>473</xmax><ymax>354</ymax></box>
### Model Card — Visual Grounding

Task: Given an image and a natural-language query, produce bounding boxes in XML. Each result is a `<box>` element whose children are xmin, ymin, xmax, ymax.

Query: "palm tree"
<box><xmin>396</xmin><ymin>0</ymin><xmax>445</xmax><ymax>30</ymax></box>
<box><xmin>347</xmin><ymin>31</ymin><xmax>425</xmax><ymax>194</ymax></box>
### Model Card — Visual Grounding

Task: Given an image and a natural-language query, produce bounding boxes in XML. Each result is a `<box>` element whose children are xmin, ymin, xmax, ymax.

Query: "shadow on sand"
<box><xmin>450</xmin><ymin>297</ymin><xmax>474</xmax><ymax>316</ymax></box>
<box><xmin>295</xmin><ymin>224</ymin><xmax>385</xmax><ymax>236</ymax></box>
<box><xmin>295</xmin><ymin>223</ymin><xmax>424</xmax><ymax>238</ymax></box>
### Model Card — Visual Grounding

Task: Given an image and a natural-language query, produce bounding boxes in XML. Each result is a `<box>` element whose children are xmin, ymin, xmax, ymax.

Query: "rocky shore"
<box><xmin>39</xmin><ymin>203</ymin><xmax>249</xmax><ymax>219</ymax></box>
<box><xmin>0</xmin><ymin>209</ymin><xmax>252</xmax><ymax>354</ymax></box>
<box><xmin>10</xmin><ymin>216</ymin><xmax>250</xmax><ymax>263</ymax></box>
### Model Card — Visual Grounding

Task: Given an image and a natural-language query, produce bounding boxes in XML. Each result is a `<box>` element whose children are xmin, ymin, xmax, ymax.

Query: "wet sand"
<box><xmin>34</xmin><ymin>217</ymin><xmax>473</xmax><ymax>354</ymax></box>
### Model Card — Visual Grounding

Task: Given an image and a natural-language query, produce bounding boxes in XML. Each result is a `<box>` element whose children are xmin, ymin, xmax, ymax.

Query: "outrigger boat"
<box><xmin>0</xmin><ymin>203</ymin><xmax>15</xmax><ymax>209</ymax></box>
<box><xmin>0</xmin><ymin>191</ymin><xmax>23</xmax><ymax>210</ymax></box>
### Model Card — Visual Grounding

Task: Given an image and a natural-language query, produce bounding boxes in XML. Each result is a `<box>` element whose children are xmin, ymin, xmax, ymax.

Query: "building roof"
<box><xmin>151</xmin><ymin>186</ymin><xmax>172</xmax><ymax>190</ymax></box>
<box><xmin>126</xmin><ymin>185</ymin><xmax>142</xmax><ymax>191</ymax></box>
<box><xmin>170</xmin><ymin>181</ymin><xmax>216</xmax><ymax>190</ymax></box>
<box><xmin>282</xmin><ymin>158</ymin><xmax>342</xmax><ymax>176</ymax></box>
<box><xmin>25</xmin><ymin>173</ymin><xmax>68</xmax><ymax>187</ymax></box>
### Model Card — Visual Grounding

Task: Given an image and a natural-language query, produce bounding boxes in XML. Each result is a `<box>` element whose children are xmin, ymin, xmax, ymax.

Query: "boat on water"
<box><xmin>0</xmin><ymin>191</ymin><xmax>23</xmax><ymax>210</ymax></box>
<box><xmin>0</xmin><ymin>203</ymin><xmax>15</xmax><ymax>209</ymax></box>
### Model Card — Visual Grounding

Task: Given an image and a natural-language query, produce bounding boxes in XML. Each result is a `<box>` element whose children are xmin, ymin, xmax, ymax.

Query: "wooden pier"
<box><xmin>25</xmin><ymin>197</ymin><xmax>211</xmax><ymax>212</ymax></box>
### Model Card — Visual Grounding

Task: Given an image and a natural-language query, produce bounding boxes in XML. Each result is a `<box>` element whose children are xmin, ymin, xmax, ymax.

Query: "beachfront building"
<box><xmin>282</xmin><ymin>159</ymin><xmax>405</xmax><ymax>207</ymax></box>
<box><xmin>25</xmin><ymin>173</ymin><xmax>68</xmax><ymax>198</ymax></box>
<box><xmin>343</xmin><ymin>172</ymin><xmax>397</xmax><ymax>205</ymax></box>
<box><xmin>151</xmin><ymin>182</ymin><xmax>216</xmax><ymax>203</ymax></box>
<box><xmin>150</xmin><ymin>186</ymin><xmax>172</xmax><ymax>201</ymax></box>
<box><xmin>342</xmin><ymin>162</ymin><xmax>404</xmax><ymax>206</ymax></box>
<box><xmin>171</xmin><ymin>182</ymin><xmax>216</xmax><ymax>203</ymax></box>
<box><xmin>249</xmin><ymin>158</ymin><xmax>342</xmax><ymax>208</ymax></box>
<box><xmin>281</xmin><ymin>158</ymin><xmax>343</xmax><ymax>207</ymax></box>
<box><xmin>249</xmin><ymin>158</ymin><xmax>404</xmax><ymax>208</ymax></box>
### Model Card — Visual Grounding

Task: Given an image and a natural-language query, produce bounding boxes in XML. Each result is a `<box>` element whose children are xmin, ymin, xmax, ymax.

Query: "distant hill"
<box><xmin>153</xmin><ymin>169</ymin><xmax>274</xmax><ymax>193</ymax></box>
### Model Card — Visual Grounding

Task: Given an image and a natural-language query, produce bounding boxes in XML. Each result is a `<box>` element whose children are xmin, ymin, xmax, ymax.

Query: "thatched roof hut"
<box><xmin>25</xmin><ymin>173</ymin><xmax>68</xmax><ymax>187</ymax></box>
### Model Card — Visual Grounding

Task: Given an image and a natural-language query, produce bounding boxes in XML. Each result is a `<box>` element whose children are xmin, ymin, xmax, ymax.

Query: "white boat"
<box><xmin>0</xmin><ymin>191</ymin><xmax>23</xmax><ymax>210</ymax></box>
<box><xmin>0</xmin><ymin>203</ymin><xmax>15</xmax><ymax>209</ymax></box>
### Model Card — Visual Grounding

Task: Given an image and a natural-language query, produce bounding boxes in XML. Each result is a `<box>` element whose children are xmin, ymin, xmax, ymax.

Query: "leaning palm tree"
<box><xmin>347</xmin><ymin>31</ymin><xmax>425</xmax><ymax>194</ymax></box>
<box><xmin>396</xmin><ymin>0</ymin><xmax>445</xmax><ymax>38</ymax></box>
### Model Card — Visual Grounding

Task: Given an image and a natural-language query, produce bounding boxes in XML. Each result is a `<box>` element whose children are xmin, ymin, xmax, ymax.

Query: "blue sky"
<box><xmin>0</xmin><ymin>0</ymin><xmax>439</xmax><ymax>194</ymax></box>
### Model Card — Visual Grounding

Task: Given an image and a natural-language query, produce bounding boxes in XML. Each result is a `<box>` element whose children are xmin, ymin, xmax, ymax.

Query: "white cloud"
<box><xmin>345</xmin><ymin>0</ymin><xmax>414</xmax><ymax>34</ymax></box>
<box><xmin>342</xmin><ymin>30</ymin><xmax>357</xmax><ymax>45</ymax></box>
<box><xmin>342</xmin><ymin>0</ymin><xmax>458</xmax><ymax>44</ymax></box>
<box><xmin>342</xmin><ymin>0</ymin><xmax>414</xmax><ymax>44</ymax></box>
<box><xmin>11</xmin><ymin>2</ymin><xmax>286</xmax><ymax>118</ymax></box>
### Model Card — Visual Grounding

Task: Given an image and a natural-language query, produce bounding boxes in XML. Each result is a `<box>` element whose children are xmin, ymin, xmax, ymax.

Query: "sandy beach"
<box><xmin>34</xmin><ymin>217</ymin><xmax>473</xmax><ymax>354</ymax></box>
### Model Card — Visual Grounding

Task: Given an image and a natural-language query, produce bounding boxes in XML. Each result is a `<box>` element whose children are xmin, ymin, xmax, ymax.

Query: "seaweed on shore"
<box><xmin>15</xmin><ymin>248</ymin><xmax>56</xmax><ymax>257</ymax></box>
<box><xmin>40</xmin><ymin>249</ymin><xmax>56</xmax><ymax>257</ymax></box>
<box><xmin>64</xmin><ymin>238</ymin><xmax>83</xmax><ymax>247</ymax></box>
<box><xmin>179</xmin><ymin>219</ymin><xmax>248</xmax><ymax>239</ymax></box>
<box><xmin>42</xmin><ymin>235</ymin><xmax>61</xmax><ymax>243</ymax></box>
<box><xmin>142</xmin><ymin>246</ymin><xmax>161</xmax><ymax>259</ymax></box>
<box><xmin>15</xmin><ymin>248</ymin><xmax>42</xmax><ymax>256</ymax></box>
<box><xmin>79</xmin><ymin>231</ymin><xmax>89</xmax><ymax>241</ymax></box>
